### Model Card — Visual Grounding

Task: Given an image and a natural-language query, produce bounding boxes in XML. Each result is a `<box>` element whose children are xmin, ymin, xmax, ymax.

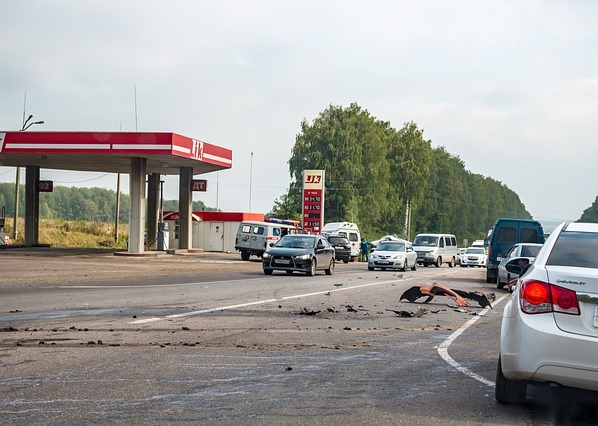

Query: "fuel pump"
<box><xmin>156</xmin><ymin>180</ymin><xmax>169</xmax><ymax>251</ymax></box>
<box><xmin>0</xmin><ymin>206</ymin><xmax>6</xmax><ymax>245</ymax></box>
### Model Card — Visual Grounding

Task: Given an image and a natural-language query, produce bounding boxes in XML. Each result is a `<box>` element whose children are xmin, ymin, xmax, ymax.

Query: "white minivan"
<box><xmin>321</xmin><ymin>222</ymin><xmax>361</xmax><ymax>262</ymax></box>
<box><xmin>412</xmin><ymin>233</ymin><xmax>459</xmax><ymax>267</ymax></box>
<box><xmin>235</xmin><ymin>220</ymin><xmax>300</xmax><ymax>260</ymax></box>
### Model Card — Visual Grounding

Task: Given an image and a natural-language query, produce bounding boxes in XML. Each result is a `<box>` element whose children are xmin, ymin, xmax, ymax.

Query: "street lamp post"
<box><xmin>13</xmin><ymin>114</ymin><xmax>44</xmax><ymax>241</ymax></box>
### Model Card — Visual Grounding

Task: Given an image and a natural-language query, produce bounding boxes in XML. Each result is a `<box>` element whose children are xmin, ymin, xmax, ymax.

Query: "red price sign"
<box><xmin>302</xmin><ymin>189</ymin><xmax>323</xmax><ymax>233</ymax></box>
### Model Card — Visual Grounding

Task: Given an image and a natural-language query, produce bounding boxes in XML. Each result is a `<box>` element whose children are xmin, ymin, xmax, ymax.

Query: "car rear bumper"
<box><xmin>501</xmin><ymin>308</ymin><xmax>598</xmax><ymax>391</ymax></box>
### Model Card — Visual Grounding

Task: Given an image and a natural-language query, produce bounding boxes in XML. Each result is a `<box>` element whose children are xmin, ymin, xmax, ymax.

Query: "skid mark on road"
<box><xmin>437</xmin><ymin>293</ymin><xmax>510</xmax><ymax>387</ymax></box>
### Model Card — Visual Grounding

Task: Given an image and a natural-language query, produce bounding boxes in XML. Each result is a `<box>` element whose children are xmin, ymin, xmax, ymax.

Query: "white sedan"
<box><xmin>368</xmin><ymin>240</ymin><xmax>417</xmax><ymax>271</ymax></box>
<box><xmin>496</xmin><ymin>242</ymin><xmax>543</xmax><ymax>289</ymax></box>
<box><xmin>369</xmin><ymin>234</ymin><xmax>400</xmax><ymax>250</ymax></box>
<box><xmin>496</xmin><ymin>222</ymin><xmax>598</xmax><ymax>404</ymax></box>
<box><xmin>459</xmin><ymin>247</ymin><xmax>486</xmax><ymax>267</ymax></box>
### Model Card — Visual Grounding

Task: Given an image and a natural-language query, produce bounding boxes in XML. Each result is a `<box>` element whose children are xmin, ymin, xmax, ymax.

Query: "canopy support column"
<box><xmin>178</xmin><ymin>167</ymin><xmax>193</xmax><ymax>250</ymax></box>
<box><xmin>128</xmin><ymin>157</ymin><xmax>146</xmax><ymax>253</ymax></box>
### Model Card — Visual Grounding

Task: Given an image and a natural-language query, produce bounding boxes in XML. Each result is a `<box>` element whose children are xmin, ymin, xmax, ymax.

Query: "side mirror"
<box><xmin>317</xmin><ymin>243</ymin><xmax>324</xmax><ymax>250</ymax></box>
<box><xmin>505</xmin><ymin>257</ymin><xmax>530</xmax><ymax>276</ymax></box>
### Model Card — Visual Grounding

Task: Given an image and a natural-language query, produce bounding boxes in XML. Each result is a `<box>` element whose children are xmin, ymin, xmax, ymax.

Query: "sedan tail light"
<box><xmin>520</xmin><ymin>279</ymin><xmax>580</xmax><ymax>315</ymax></box>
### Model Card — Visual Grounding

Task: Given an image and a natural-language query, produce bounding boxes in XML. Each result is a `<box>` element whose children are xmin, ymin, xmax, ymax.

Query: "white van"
<box><xmin>321</xmin><ymin>222</ymin><xmax>361</xmax><ymax>262</ymax></box>
<box><xmin>412</xmin><ymin>233</ymin><xmax>459</xmax><ymax>267</ymax></box>
<box><xmin>235</xmin><ymin>220</ymin><xmax>300</xmax><ymax>260</ymax></box>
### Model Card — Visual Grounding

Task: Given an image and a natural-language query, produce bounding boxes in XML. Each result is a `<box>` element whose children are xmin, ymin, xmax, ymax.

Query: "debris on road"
<box><xmin>386</xmin><ymin>307</ymin><xmax>428</xmax><ymax>317</ymax></box>
<box><xmin>296</xmin><ymin>308</ymin><xmax>321</xmax><ymax>316</ymax></box>
<box><xmin>400</xmin><ymin>282</ymin><xmax>493</xmax><ymax>308</ymax></box>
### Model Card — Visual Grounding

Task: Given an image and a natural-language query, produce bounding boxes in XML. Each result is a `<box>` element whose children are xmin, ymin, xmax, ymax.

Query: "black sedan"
<box><xmin>325</xmin><ymin>235</ymin><xmax>351</xmax><ymax>263</ymax></box>
<box><xmin>262</xmin><ymin>234</ymin><xmax>335</xmax><ymax>276</ymax></box>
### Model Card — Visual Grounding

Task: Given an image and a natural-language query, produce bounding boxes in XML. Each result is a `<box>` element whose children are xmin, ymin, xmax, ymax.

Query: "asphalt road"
<box><xmin>1</xmin><ymin>249</ymin><xmax>597</xmax><ymax>424</ymax></box>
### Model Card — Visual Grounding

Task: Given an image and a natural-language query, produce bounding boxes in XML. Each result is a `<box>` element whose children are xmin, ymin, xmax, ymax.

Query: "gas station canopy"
<box><xmin>0</xmin><ymin>131</ymin><xmax>232</xmax><ymax>175</ymax></box>
<box><xmin>0</xmin><ymin>131</ymin><xmax>233</xmax><ymax>253</ymax></box>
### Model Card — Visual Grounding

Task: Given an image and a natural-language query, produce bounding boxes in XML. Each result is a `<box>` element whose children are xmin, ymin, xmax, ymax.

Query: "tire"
<box><xmin>401</xmin><ymin>261</ymin><xmax>408</xmax><ymax>272</ymax></box>
<box><xmin>496</xmin><ymin>273</ymin><xmax>504</xmax><ymax>289</ymax></box>
<box><xmin>486</xmin><ymin>270</ymin><xmax>495</xmax><ymax>283</ymax></box>
<box><xmin>435</xmin><ymin>257</ymin><xmax>442</xmax><ymax>267</ymax></box>
<box><xmin>411</xmin><ymin>261</ymin><xmax>417</xmax><ymax>271</ymax></box>
<box><xmin>325</xmin><ymin>258</ymin><xmax>335</xmax><ymax>275</ymax></box>
<box><xmin>448</xmin><ymin>257</ymin><xmax>454</xmax><ymax>268</ymax></box>
<box><xmin>368</xmin><ymin>266</ymin><xmax>375</xmax><ymax>271</ymax></box>
<box><xmin>343</xmin><ymin>259</ymin><xmax>349</xmax><ymax>264</ymax></box>
<box><xmin>307</xmin><ymin>260</ymin><xmax>316</xmax><ymax>276</ymax></box>
<box><xmin>286</xmin><ymin>270</ymin><xmax>294</xmax><ymax>275</ymax></box>
<box><xmin>495</xmin><ymin>356</ymin><xmax>527</xmax><ymax>404</ymax></box>
<box><xmin>263</xmin><ymin>269</ymin><xmax>273</xmax><ymax>275</ymax></box>
<box><xmin>241</xmin><ymin>251</ymin><xmax>250</xmax><ymax>261</ymax></box>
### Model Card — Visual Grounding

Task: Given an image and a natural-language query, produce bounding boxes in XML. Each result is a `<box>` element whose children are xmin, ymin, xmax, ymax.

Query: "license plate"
<box><xmin>274</xmin><ymin>259</ymin><xmax>290</xmax><ymax>264</ymax></box>
<box><xmin>335</xmin><ymin>246</ymin><xmax>344</xmax><ymax>249</ymax></box>
<box><xmin>378</xmin><ymin>261</ymin><xmax>390</xmax><ymax>265</ymax></box>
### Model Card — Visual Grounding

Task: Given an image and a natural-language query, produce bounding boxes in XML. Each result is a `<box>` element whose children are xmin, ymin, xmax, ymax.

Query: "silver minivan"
<box><xmin>412</xmin><ymin>233</ymin><xmax>459</xmax><ymax>267</ymax></box>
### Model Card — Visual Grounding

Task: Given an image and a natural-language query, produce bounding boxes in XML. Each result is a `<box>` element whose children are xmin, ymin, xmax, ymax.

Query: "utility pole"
<box><xmin>14</xmin><ymin>93</ymin><xmax>44</xmax><ymax>241</ymax></box>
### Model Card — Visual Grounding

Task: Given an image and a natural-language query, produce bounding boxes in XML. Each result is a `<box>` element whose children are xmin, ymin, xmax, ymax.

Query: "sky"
<box><xmin>1</xmin><ymin>1</ymin><xmax>597</xmax><ymax>224</ymax></box>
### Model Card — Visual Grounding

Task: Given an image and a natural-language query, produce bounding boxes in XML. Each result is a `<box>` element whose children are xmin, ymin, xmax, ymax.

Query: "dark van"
<box><xmin>485</xmin><ymin>218</ymin><xmax>545</xmax><ymax>283</ymax></box>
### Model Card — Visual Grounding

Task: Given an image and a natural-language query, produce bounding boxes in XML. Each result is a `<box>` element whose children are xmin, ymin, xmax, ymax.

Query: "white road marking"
<box><xmin>437</xmin><ymin>293</ymin><xmax>510</xmax><ymax>387</ymax></box>
<box><xmin>128</xmin><ymin>274</ymin><xmax>455</xmax><ymax>324</ymax></box>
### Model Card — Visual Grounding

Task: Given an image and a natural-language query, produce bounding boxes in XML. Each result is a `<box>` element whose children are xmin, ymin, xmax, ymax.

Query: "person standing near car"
<box><xmin>361</xmin><ymin>238</ymin><xmax>369</xmax><ymax>261</ymax></box>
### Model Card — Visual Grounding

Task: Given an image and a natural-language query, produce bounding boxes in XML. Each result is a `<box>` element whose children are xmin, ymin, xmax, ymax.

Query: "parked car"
<box><xmin>456</xmin><ymin>248</ymin><xmax>466</xmax><ymax>264</ymax></box>
<box><xmin>262</xmin><ymin>234</ymin><xmax>335</xmax><ymax>276</ymax></box>
<box><xmin>368</xmin><ymin>240</ymin><xmax>417</xmax><ymax>271</ymax></box>
<box><xmin>370</xmin><ymin>234</ymin><xmax>400</xmax><ymax>250</ymax></box>
<box><xmin>496</xmin><ymin>222</ymin><xmax>598</xmax><ymax>404</ymax></box>
<box><xmin>413</xmin><ymin>233</ymin><xmax>459</xmax><ymax>267</ymax></box>
<box><xmin>325</xmin><ymin>235</ymin><xmax>351</xmax><ymax>263</ymax></box>
<box><xmin>486</xmin><ymin>218</ymin><xmax>545</xmax><ymax>283</ymax></box>
<box><xmin>496</xmin><ymin>242</ymin><xmax>543</xmax><ymax>289</ymax></box>
<box><xmin>459</xmin><ymin>247</ymin><xmax>487</xmax><ymax>267</ymax></box>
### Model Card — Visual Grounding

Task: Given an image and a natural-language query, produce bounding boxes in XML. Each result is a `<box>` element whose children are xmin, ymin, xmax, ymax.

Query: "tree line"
<box><xmin>0</xmin><ymin>183</ymin><xmax>213</xmax><ymax>224</ymax></box>
<box><xmin>267</xmin><ymin>103</ymin><xmax>534</xmax><ymax>243</ymax></box>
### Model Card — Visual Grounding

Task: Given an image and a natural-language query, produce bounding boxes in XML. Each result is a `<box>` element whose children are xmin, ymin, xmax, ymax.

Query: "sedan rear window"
<box><xmin>546</xmin><ymin>231</ymin><xmax>598</xmax><ymax>268</ymax></box>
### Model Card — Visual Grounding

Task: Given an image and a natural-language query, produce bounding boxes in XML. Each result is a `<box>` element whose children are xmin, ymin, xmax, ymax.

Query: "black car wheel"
<box><xmin>401</xmin><ymin>261</ymin><xmax>408</xmax><ymax>272</ymax></box>
<box><xmin>343</xmin><ymin>259</ymin><xmax>349</xmax><ymax>264</ymax></box>
<box><xmin>286</xmin><ymin>270</ymin><xmax>294</xmax><ymax>274</ymax></box>
<box><xmin>368</xmin><ymin>266</ymin><xmax>375</xmax><ymax>271</ymax></box>
<box><xmin>495</xmin><ymin>356</ymin><xmax>527</xmax><ymax>404</ymax></box>
<box><xmin>411</xmin><ymin>261</ymin><xmax>417</xmax><ymax>271</ymax></box>
<box><xmin>241</xmin><ymin>251</ymin><xmax>250</xmax><ymax>261</ymax></box>
<box><xmin>307</xmin><ymin>259</ymin><xmax>316</xmax><ymax>276</ymax></box>
<box><xmin>325</xmin><ymin>258</ymin><xmax>335</xmax><ymax>275</ymax></box>
<box><xmin>496</xmin><ymin>273</ymin><xmax>504</xmax><ymax>289</ymax></box>
<box><xmin>263</xmin><ymin>269</ymin><xmax>273</xmax><ymax>275</ymax></box>
<box><xmin>435</xmin><ymin>257</ymin><xmax>442</xmax><ymax>267</ymax></box>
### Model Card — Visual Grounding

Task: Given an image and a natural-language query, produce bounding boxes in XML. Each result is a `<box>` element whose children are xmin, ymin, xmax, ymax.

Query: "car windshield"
<box><xmin>520</xmin><ymin>245</ymin><xmax>541</xmax><ymax>257</ymax></box>
<box><xmin>413</xmin><ymin>236</ymin><xmax>438</xmax><ymax>246</ymax></box>
<box><xmin>275</xmin><ymin>235</ymin><xmax>315</xmax><ymax>249</ymax></box>
<box><xmin>377</xmin><ymin>241</ymin><xmax>405</xmax><ymax>252</ymax></box>
<box><xmin>466</xmin><ymin>248</ymin><xmax>485</xmax><ymax>254</ymax></box>
<box><xmin>329</xmin><ymin>237</ymin><xmax>348</xmax><ymax>245</ymax></box>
